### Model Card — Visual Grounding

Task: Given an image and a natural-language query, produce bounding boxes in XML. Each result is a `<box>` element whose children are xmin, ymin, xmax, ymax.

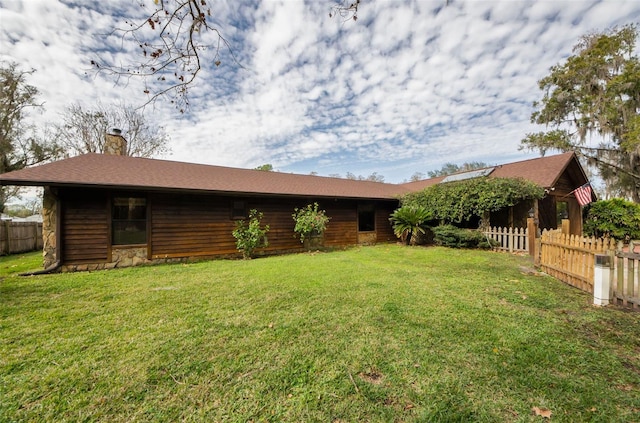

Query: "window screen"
<box><xmin>358</xmin><ymin>204</ymin><xmax>375</xmax><ymax>232</ymax></box>
<box><xmin>231</xmin><ymin>201</ymin><xmax>248</xmax><ymax>219</ymax></box>
<box><xmin>112</xmin><ymin>197</ymin><xmax>147</xmax><ymax>245</ymax></box>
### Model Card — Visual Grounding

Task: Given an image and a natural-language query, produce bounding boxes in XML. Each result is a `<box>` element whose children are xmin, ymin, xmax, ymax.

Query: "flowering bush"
<box><xmin>232</xmin><ymin>209</ymin><xmax>269</xmax><ymax>259</ymax></box>
<box><xmin>292</xmin><ymin>203</ymin><xmax>330</xmax><ymax>243</ymax></box>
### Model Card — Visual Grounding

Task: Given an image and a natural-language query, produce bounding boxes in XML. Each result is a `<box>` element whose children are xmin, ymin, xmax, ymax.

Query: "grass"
<box><xmin>1</xmin><ymin>246</ymin><xmax>639</xmax><ymax>422</ymax></box>
<box><xmin>0</xmin><ymin>251</ymin><xmax>43</xmax><ymax>277</ymax></box>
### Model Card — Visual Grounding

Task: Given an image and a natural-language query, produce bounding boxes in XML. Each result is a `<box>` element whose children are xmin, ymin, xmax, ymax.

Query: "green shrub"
<box><xmin>583</xmin><ymin>198</ymin><xmax>640</xmax><ymax>241</ymax></box>
<box><xmin>402</xmin><ymin>177</ymin><xmax>544</xmax><ymax>224</ymax></box>
<box><xmin>232</xmin><ymin>209</ymin><xmax>270</xmax><ymax>259</ymax></box>
<box><xmin>389</xmin><ymin>206</ymin><xmax>433</xmax><ymax>245</ymax></box>
<box><xmin>292</xmin><ymin>203</ymin><xmax>330</xmax><ymax>243</ymax></box>
<box><xmin>432</xmin><ymin>224</ymin><xmax>497</xmax><ymax>249</ymax></box>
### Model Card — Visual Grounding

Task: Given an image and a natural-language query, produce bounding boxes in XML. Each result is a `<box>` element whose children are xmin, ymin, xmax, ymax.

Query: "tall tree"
<box><xmin>56</xmin><ymin>102</ymin><xmax>170</xmax><ymax>158</ymax></box>
<box><xmin>345</xmin><ymin>171</ymin><xmax>385</xmax><ymax>182</ymax></box>
<box><xmin>427</xmin><ymin>161</ymin><xmax>489</xmax><ymax>178</ymax></box>
<box><xmin>521</xmin><ymin>25</ymin><xmax>640</xmax><ymax>201</ymax></box>
<box><xmin>0</xmin><ymin>62</ymin><xmax>61</xmax><ymax>210</ymax></box>
<box><xmin>408</xmin><ymin>172</ymin><xmax>425</xmax><ymax>182</ymax></box>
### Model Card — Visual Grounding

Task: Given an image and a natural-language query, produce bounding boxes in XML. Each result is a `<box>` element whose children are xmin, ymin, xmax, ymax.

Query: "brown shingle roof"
<box><xmin>0</xmin><ymin>153</ymin><xmax>405</xmax><ymax>200</ymax></box>
<box><xmin>490</xmin><ymin>152</ymin><xmax>578</xmax><ymax>187</ymax></box>
<box><xmin>0</xmin><ymin>151</ymin><xmax>582</xmax><ymax>199</ymax></box>
<box><xmin>398</xmin><ymin>152</ymin><xmax>579</xmax><ymax>191</ymax></box>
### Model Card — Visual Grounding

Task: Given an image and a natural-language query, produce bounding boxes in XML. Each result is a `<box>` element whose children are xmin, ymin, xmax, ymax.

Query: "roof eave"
<box><xmin>0</xmin><ymin>180</ymin><xmax>398</xmax><ymax>201</ymax></box>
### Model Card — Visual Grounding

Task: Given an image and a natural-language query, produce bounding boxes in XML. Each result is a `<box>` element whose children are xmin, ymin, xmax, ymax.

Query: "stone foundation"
<box><xmin>357</xmin><ymin>232</ymin><xmax>377</xmax><ymax>245</ymax></box>
<box><xmin>42</xmin><ymin>187</ymin><xmax>57</xmax><ymax>268</ymax></box>
<box><xmin>112</xmin><ymin>246</ymin><xmax>151</xmax><ymax>268</ymax></box>
<box><xmin>59</xmin><ymin>248</ymin><xmax>225</xmax><ymax>272</ymax></box>
<box><xmin>61</xmin><ymin>247</ymin><xmax>150</xmax><ymax>272</ymax></box>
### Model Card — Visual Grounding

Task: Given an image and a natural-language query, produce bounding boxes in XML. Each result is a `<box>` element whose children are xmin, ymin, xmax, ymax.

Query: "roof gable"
<box><xmin>489</xmin><ymin>152</ymin><xmax>581</xmax><ymax>188</ymax></box>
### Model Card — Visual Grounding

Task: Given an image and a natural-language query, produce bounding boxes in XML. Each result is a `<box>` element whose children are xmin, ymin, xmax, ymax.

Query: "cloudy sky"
<box><xmin>1</xmin><ymin>0</ymin><xmax>638</xmax><ymax>182</ymax></box>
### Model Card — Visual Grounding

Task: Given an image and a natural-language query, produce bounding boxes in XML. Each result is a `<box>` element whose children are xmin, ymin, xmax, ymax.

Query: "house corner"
<box><xmin>42</xmin><ymin>187</ymin><xmax>58</xmax><ymax>268</ymax></box>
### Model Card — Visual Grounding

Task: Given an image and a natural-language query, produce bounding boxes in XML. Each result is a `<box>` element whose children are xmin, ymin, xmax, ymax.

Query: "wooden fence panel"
<box><xmin>483</xmin><ymin>226</ymin><xmax>528</xmax><ymax>253</ymax></box>
<box><xmin>539</xmin><ymin>231</ymin><xmax>638</xmax><ymax>308</ymax></box>
<box><xmin>0</xmin><ymin>221</ymin><xmax>43</xmax><ymax>255</ymax></box>
<box><xmin>613</xmin><ymin>241</ymin><xmax>640</xmax><ymax>309</ymax></box>
<box><xmin>539</xmin><ymin>230</ymin><xmax>616</xmax><ymax>293</ymax></box>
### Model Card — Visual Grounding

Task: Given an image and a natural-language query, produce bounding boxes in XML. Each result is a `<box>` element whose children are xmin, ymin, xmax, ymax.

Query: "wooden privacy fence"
<box><xmin>539</xmin><ymin>230</ymin><xmax>616</xmax><ymax>293</ymax></box>
<box><xmin>483</xmin><ymin>226</ymin><xmax>528</xmax><ymax>253</ymax></box>
<box><xmin>0</xmin><ymin>221</ymin><xmax>43</xmax><ymax>255</ymax></box>
<box><xmin>612</xmin><ymin>241</ymin><xmax>640</xmax><ymax>309</ymax></box>
<box><xmin>539</xmin><ymin>230</ymin><xmax>639</xmax><ymax>308</ymax></box>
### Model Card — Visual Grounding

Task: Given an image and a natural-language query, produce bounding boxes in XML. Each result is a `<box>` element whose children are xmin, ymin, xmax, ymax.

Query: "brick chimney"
<box><xmin>104</xmin><ymin>129</ymin><xmax>127</xmax><ymax>155</ymax></box>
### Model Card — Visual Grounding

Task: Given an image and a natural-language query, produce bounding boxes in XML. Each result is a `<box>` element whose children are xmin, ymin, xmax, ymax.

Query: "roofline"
<box><xmin>453</xmin><ymin>152</ymin><xmax>578</xmax><ymax>189</ymax></box>
<box><xmin>0</xmin><ymin>151</ymin><xmax>583</xmax><ymax>199</ymax></box>
<box><xmin>4</xmin><ymin>181</ymin><xmax>400</xmax><ymax>202</ymax></box>
<box><xmin>540</xmin><ymin>152</ymin><xmax>582</xmax><ymax>189</ymax></box>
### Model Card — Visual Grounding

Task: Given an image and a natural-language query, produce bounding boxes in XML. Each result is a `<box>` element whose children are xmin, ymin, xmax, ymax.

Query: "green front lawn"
<box><xmin>0</xmin><ymin>251</ymin><xmax>42</xmax><ymax>277</ymax></box>
<box><xmin>1</xmin><ymin>246</ymin><xmax>638</xmax><ymax>422</ymax></box>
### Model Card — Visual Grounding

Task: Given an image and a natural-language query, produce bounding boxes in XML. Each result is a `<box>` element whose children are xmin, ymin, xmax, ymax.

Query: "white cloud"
<box><xmin>0</xmin><ymin>0</ymin><xmax>638</xmax><ymax>182</ymax></box>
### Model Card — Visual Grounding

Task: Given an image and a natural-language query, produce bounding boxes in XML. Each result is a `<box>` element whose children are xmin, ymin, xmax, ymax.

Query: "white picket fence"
<box><xmin>483</xmin><ymin>226</ymin><xmax>529</xmax><ymax>253</ymax></box>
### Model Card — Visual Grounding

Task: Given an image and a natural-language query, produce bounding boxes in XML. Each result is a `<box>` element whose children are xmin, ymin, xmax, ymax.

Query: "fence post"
<box><xmin>561</xmin><ymin>219</ymin><xmax>570</xmax><ymax>235</ymax></box>
<box><xmin>527</xmin><ymin>217</ymin><xmax>537</xmax><ymax>260</ymax></box>
<box><xmin>508</xmin><ymin>227</ymin><xmax>514</xmax><ymax>253</ymax></box>
<box><xmin>593</xmin><ymin>254</ymin><xmax>612</xmax><ymax>306</ymax></box>
<box><xmin>3</xmin><ymin>220</ymin><xmax>10</xmax><ymax>255</ymax></box>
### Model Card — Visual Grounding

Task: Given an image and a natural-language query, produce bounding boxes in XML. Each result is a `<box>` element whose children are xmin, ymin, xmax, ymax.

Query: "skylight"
<box><xmin>441</xmin><ymin>167</ymin><xmax>495</xmax><ymax>183</ymax></box>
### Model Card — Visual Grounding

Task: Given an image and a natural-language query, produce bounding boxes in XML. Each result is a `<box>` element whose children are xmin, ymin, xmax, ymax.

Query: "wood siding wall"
<box><xmin>324</xmin><ymin>202</ymin><xmax>357</xmax><ymax>247</ymax></box>
<box><xmin>151</xmin><ymin>194</ymin><xmax>395</xmax><ymax>258</ymax></box>
<box><xmin>375</xmin><ymin>202</ymin><xmax>397</xmax><ymax>242</ymax></box>
<box><xmin>58</xmin><ymin>188</ymin><xmax>399</xmax><ymax>265</ymax></box>
<box><xmin>61</xmin><ymin>190</ymin><xmax>109</xmax><ymax>264</ymax></box>
<box><xmin>150</xmin><ymin>194</ymin><xmax>238</xmax><ymax>258</ymax></box>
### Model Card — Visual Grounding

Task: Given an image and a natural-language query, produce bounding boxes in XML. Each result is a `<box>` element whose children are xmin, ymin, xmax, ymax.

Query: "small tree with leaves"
<box><xmin>254</xmin><ymin>164</ymin><xmax>273</xmax><ymax>171</ymax></box>
<box><xmin>232</xmin><ymin>209</ymin><xmax>269</xmax><ymax>259</ymax></box>
<box><xmin>292</xmin><ymin>203</ymin><xmax>330</xmax><ymax>244</ymax></box>
<box><xmin>0</xmin><ymin>62</ymin><xmax>61</xmax><ymax>210</ymax></box>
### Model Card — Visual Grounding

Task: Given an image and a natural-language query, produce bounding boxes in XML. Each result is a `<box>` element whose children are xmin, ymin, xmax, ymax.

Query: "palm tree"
<box><xmin>389</xmin><ymin>206</ymin><xmax>432</xmax><ymax>245</ymax></box>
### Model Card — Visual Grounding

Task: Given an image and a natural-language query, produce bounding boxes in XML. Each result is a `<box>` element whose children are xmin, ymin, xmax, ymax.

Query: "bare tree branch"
<box><xmin>329</xmin><ymin>0</ymin><xmax>360</xmax><ymax>21</ymax></box>
<box><xmin>92</xmin><ymin>1</ymin><xmax>371</xmax><ymax>112</ymax></box>
<box><xmin>91</xmin><ymin>0</ymin><xmax>242</xmax><ymax>113</ymax></box>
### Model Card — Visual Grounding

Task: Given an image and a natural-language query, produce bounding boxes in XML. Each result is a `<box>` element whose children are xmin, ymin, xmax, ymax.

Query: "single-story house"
<box><xmin>0</xmin><ymin>132</ymin><xmax>592</xmax><ymax>271</ymax></box>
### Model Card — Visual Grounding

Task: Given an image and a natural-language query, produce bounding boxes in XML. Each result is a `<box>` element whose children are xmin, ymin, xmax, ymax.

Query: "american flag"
<box><xmin>573</xmin><ymin>183</ymin><xmax>592</xmax><ymax>207</ymax></box>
